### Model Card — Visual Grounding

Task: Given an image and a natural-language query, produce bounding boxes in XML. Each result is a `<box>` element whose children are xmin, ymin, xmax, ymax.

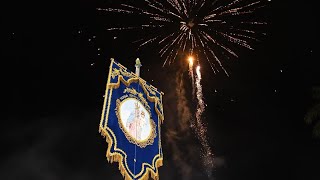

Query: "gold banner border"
<box><xmin>99</xmin><ymin>59</ymin><xmax>164</xmax><ymax>180</ymax></box>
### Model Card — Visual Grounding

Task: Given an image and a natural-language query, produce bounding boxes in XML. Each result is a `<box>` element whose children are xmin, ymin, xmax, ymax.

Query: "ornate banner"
<box><xmin>99</xmin><ymin>59</ymin><xmax>164</xmax><ymax>180</ymax></box>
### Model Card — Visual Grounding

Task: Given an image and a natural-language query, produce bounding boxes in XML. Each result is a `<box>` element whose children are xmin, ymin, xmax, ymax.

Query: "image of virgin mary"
<box><xmin>125</xmin><ymin>102</ymin><xmax>147</xmax><ymax>141</ymax></box>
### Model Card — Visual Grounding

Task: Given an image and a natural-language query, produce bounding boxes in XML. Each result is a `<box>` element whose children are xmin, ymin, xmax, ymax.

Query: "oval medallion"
<box><xmin>119</xmin><ymin>98</ymin><xmax>152</xmax><ymax>142</ymax></box>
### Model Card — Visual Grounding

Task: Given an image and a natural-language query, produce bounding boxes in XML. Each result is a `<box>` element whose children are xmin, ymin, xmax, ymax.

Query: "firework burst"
<box><xmin>98</xmin><ymin>0</ymin><xmax>269</xmax><ymax>75</ymax></box>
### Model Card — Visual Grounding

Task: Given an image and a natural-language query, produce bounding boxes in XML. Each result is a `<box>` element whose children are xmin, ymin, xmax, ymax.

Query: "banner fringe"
<box><xmin>99</xmin><ymin>127</ymin><xmax>163</xmax><ymax>180</ymax></box>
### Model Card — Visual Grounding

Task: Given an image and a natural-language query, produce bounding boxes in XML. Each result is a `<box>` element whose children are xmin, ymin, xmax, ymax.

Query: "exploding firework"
<box><xmin>98</xmin><ymin>0</ymin><xmax>269</xmax><ymax>75</ymax></box>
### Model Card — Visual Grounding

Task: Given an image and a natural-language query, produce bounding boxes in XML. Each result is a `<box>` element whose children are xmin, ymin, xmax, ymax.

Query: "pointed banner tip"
<box><xmin>135</xmin><ymin>58</ymin><xmax>142</xmax><ymax>66</ymax></box>
<box><xmin>135</xmin><ymin>58</ymin><xmax>142</xmax><ymax>77</ymax></box>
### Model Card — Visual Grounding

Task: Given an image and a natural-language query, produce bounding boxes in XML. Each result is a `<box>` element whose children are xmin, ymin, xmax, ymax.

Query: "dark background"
<box><xmin>2</xmin><ymin>0</ymin><xmax>319</xmax><ymax>180</ymax></box>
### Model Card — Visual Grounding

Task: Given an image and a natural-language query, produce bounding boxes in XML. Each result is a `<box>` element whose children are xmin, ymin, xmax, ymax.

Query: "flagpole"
<box><xmin>134</xmin><ymin>58</ymin><xmax>142</xmax><ymax>179</ymax></box>
<box><xmin>135</xmin><ymin>58</ymin><xmax>142</xmax><ymax>77</ymax></box>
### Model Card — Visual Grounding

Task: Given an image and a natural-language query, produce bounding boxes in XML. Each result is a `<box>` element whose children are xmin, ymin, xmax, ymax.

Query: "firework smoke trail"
<box><xmin>99</xmin><ymin>0</ymin><xmax>269</xmax><ymax>74</ymax></box>
<box><xmin>188</xmin><ymin>56</ymin><xmax>213</xmax><ymax>176</ymax></box>
<box><xmin>192</xmin><ymin>65</ymin><xmax>214</xmax><ymax>176</ymax></box>
<box><xmin>163</xmin><ymin>68</ymin><xmax>196</xmax><ymax>180</ymax></box>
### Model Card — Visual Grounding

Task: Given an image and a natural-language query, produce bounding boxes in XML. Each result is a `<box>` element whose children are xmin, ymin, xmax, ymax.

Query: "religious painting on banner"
<box><xmin>99</xmin><ymin>59</ymin><xmax>164</xmax><ymax>180</ymax></box>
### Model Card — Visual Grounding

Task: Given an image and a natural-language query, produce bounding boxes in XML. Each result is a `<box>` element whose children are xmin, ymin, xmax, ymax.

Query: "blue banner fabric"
<box><xmin>99</xmin><ymin>59</ymin><xmax>164</xmax><ymax>180</ymax></box>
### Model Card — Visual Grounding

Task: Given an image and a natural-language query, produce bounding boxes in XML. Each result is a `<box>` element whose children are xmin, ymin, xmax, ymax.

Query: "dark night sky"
<box><xmin>2</xmin><ymin>0</ymin><xmax>320</xmax><ymax>180</ymax></box>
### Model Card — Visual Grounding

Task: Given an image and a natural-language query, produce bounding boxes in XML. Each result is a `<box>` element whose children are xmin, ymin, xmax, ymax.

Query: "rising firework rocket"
<box><xmin>195</xmin><ymin>65</ymin><xmax>214</xmax><ymax>177</ymax></box>
<box><xmin>187</xmin><ymin>56</ymin><xmax>214</xmax><ymax>176</ymax></box>
<box><xmin>188</xmin><ymin>56</ymin><xmax>195</xmax><ymax>98</ymax></box>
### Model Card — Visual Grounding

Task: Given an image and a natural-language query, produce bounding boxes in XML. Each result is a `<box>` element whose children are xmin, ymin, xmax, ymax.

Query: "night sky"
<box><xmin>2</xmin><ymin>0</ymin><xmax>320</xmax><ymax>180</ymax></box>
